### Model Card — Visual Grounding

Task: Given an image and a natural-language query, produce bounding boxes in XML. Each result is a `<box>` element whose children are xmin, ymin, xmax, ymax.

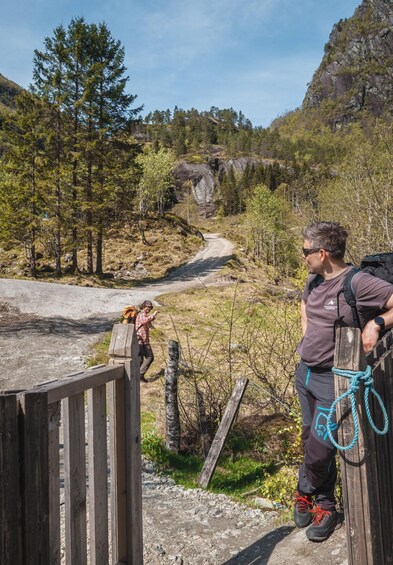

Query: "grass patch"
<box><xmin>210</xmin><ymin>457</ymin><xmax>272</xmax><ymax>499</ymax></box>
<box><xmin>141</xmin><ymin>431</ymin><xmax>279</xmax><ymax>501</ymax></box>
<box><xmin>86</xmin><ymin>332</ymin><xmax>112</xmax><ymax>367</ymax></box>
<box><xmin>141</xmin><ymin>411</ymin><xmax>156</xmax><ymax>436</ymax></box>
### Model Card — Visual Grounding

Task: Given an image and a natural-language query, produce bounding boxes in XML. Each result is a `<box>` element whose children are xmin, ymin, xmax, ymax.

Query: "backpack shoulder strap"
<box><xmin>307</xmin><ymin>273</ymin><xmax>324</xmax><ymax>295</ymax></box>
<box><xmin>342</xmin><ymin>267</ymin><xmax>361</xmax><ymax>328</ymax></box>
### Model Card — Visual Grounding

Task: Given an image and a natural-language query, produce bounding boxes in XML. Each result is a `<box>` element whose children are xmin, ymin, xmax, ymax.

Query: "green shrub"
<box><xmin>260</xmin><ymin>465</ymin><xmax>298</xmax><ymax>507</ymax></box>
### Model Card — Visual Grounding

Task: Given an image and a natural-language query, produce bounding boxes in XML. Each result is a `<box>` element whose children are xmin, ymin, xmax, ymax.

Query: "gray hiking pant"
<box><xmin>296</xmin><ymin>360</ymin><xmax>338</xmax><ymax>511</ymax></box>
<box><xmin>138</xmin><ymin>343</ymin><xmax>154</xmax><ymax>377</ymax></box>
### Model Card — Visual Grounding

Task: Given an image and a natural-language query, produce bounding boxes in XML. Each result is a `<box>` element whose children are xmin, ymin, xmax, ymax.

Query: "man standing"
<box><xmin>135</xmin><ymin>300</ymin><xmax>159</xmax><ymax>382</ymax></box>
<box><xmin>294</xmin><ymin>221</ymin><xmax>393</xmax><ymax>542</ymax></box>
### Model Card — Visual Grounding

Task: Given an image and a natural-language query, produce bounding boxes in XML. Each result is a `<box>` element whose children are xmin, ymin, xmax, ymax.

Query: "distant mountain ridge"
<box><xmin>303</xmin><ymin>0</ymin><xmax>393</xmax><ymax>126</ymax></box>
<box><xmin>0</xmin><ymin>73</ymin><xmax>23</xmax><ymax>112</ymax></box>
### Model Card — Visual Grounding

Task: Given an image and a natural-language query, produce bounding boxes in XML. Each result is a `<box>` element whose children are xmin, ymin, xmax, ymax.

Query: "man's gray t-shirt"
<box><xmin>298</xmin><ymin>267</ymin><xmax>393</xmax><ymax>368</ymax></box>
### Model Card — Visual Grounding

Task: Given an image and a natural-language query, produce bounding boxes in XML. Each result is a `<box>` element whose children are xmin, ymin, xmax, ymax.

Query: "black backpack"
<box><xmin>308</xmin><ymin>252</ymin><xmax>393</xmax><ymax>329</ymax></box>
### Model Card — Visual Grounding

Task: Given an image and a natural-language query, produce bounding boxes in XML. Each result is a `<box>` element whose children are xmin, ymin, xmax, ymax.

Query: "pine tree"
<box><xmin>65</xmin><ymin>17</ymin><xmax>91</xmax><ymax>273</ymax></box>
<box><xmin>33</xmin><ymin>24</ymin><xmax>70</xmax><ymax>276</ymax></box>
<box><xmin>0</xmin><ymin>92</ymin><xmax>47</xmax><ymax>277</ymax></box>
<box><xmin>84</xmin><ymin>21</ymin><xmax>141</xmax><ymax>273</ymax></box>
<box><xmin>32</xmin><ymin>19</ymin><xmax>141</xmax><ymax>275</ymax></box>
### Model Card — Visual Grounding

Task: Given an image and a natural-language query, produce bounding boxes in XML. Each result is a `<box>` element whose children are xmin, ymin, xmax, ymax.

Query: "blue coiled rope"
<box><xmin>327</xmin><ymin>365</ymin><xmax>389</xmax><ymax>451</ymax></box>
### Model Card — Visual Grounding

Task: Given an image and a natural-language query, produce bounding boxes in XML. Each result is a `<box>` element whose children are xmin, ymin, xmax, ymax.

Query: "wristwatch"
<box><xmin>374</xmin><ymin>316</ymin><xmax>385</xmax><ymax>332</ymax></box>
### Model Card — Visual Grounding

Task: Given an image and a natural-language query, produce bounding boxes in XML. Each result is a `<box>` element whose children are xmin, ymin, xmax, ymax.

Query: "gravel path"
<box><xmin>0</xmin><ymin>232</ymin><xmax>348</xmax><ymax>564</ymax></box>
<box><xmin>0</xmin><ymin>233</ymin><xmax>233</xmax><ymax>389</ymax></box>
<box><xmin>141</xmin><ymin>467</ymin><xmax>347</xmax><ymax>565</ymax></box>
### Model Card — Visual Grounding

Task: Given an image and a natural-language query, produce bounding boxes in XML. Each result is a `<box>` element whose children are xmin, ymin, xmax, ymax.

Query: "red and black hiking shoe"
<box><xmin>306</xmin><ymin>505</ymin><xmax>338</xmax><ymax>542</ymax></box>
<box><xmin>294</xmin><ymin>491</ymin><xmax>313</xmax><ymax>528</ymax></box>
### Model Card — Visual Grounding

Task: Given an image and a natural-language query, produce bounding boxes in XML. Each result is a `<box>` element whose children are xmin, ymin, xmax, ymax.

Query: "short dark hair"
<box><xmin>140</xmin><ymin>300</ymin><xmax>153</xmax><ymax>309</ymax></box>
<box><xmin>303</xmin><ymin>221</ymin><xmax>348</xmax><ymax>259</ymax></box>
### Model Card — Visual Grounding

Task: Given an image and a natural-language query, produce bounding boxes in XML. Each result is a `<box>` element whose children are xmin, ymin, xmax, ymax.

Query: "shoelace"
<box><xmin>310</xmin><ymin>506</ymin><xmax>331</xmax><ymax>524</ymax></box>
<box><xmin>294</xmin><ymin>493</ymin><xmax>313</xmax><ymax>512</ymax></box>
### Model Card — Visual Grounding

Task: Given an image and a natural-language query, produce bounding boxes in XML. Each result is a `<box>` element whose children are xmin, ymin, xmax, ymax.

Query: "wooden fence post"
<box><xmin>334</xmin><ymin>327</ymin><xmax>393</xmax><ymax>565</ymax></box>
<box><xmin>165</xmin><ymin>340</ymin><xmax>181</xmax><ymax>453</ymax></box>
<box><xmin>368</xmin><ymin>343</ymin><xmax>393</xmax><ymax>563</ymax></box>
<box><xmin>63</xmin><ymin>392</ymin><xmax>87</xmax><ymax>565</ymax></box>
<box><xmin>48</xmin><ymin>401</ymin><xmax>61</xmax><ymax>565</ymax></box>
<box><xmin>108</xmin><ymin>323</ymin><xmax>143</xmax><ymax>565</ymax></box>
<box><xmin>0</xmin><ymin>394</ymin><xmax>21</xmax><ymax>565</ymax></box>
<box><xmin>198</xmin><ymin>377</ymin><xmax>249</xmax><ymax>488</ymax></box>
<box><xmin>19</xmin><ymin>390</ymin><xmax>50</xmax><ymax>565</ymax></box>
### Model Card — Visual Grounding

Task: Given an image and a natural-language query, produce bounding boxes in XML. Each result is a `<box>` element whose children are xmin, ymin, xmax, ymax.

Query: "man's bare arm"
<box><xmin>301</xmin><ymin>299</ymin><xmax>307</xmax><ymax>336</ymax></box>
<box><xmin>362</xmin><ymin>293</ymin><xmax>393</xmax><ymax>353</ymax></box>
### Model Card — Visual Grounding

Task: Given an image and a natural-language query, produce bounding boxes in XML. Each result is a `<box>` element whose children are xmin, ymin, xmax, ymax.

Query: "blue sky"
<box><xmin>1</xmin><ymin>0</ymin><xmax>360</xmax><ymax>127</ymax></box>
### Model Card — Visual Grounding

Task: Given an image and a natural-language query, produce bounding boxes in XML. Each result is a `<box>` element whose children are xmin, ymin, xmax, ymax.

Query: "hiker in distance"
<box><xmin>294</xmin><ymin>221</ymin><xmax>393</xmax><ymax>542</ymax></box>
<box><xmin>135</xmin><ymin>300</ymin><xmax>159</xmax><ymax>382</ymax></box>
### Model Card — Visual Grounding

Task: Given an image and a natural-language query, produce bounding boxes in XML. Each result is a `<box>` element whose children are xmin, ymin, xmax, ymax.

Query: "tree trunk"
<box><xmin>55</xmin><ymin>107</ymin><xmax>62</xmax><ymax>277</ymax></box>
<box><xmin>86</xmin><ymin>156</ymin><xmax>94</xmax><ymax>274</ymax></box>
<box><xmin>30</xmin><ymin>242</ymin><xmax>36</xmax><ymax>278</ymax></box>
<box><xmin>165</xmin><ymin>340</ymin><xmax>180</xmax><ymax>453</ymax></box>
<box><xmin>95</xmin><ymin>224</ymin><xmax>103</xmax><ymax>275</ymax></box>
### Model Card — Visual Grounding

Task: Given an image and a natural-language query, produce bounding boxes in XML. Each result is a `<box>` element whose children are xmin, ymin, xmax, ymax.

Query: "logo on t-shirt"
<box><xmin>324</xmin><ymin>299</ymin><xmax>337</xmax><ymax>311</ymax></box>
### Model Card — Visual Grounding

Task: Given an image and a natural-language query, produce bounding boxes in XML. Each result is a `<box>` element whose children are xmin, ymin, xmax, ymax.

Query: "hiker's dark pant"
<box><xmin>139</xmin><ymin>343</ymin><xmax>154</xmax><ymax>377</ymax></box>
<box><xmin>296</xmin><ymin>360</ymin><xmax>338</xmax><ymax>511</ymax></box>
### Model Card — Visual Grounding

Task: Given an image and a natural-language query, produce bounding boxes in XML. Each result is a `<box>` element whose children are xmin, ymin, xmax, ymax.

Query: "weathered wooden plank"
<box><xmin>334</xmin><ymin>327</ymin><xmax>385</xmax><ymax>565</ymax></box>
<box><xmin>368</xmin><ymin>357</ymin><xmax>390</xmax><ymax>564</ymax></box>
<box><xmin>165</xmin><ymin>340</ymin><xmax>180</xmax><ymax>453</ymax></box>
<box><xmin>335</xmin><ymin>371</ymin><xmax>370</xmax><ymax>565</ymax></box>
<box><xmin>48</xmin><ymin>401</ymin><xmax>61</xmax><ymax>565</ymax></box>
<box><xmin>382</xmin><ymin>329</ymin><xmax>393</xmax><ymax>351</ymax></box>
<box><xmin>0</xmin><ymin>394</ymin><xmax>21</xmax><ymax>565</ymax></box>
<box><xmin>87</xmin><ymin>384</ymin><xmax>109</xmax><ymax>565</ymax></box>
<box><xmin>38</xmin><ymin>365</ymin><xmax>124</xmax><ymax>404</ymax></box>
<box><xmin>126</xmin><ymin>344</ymin><xmax>143</xmax><ymax>563</ymax></box>
<box><xmin>198</xmin><ymin>377</ymin><xmax>249</xmax><ymax>489</ymax></box>
<box><xmin>376</xmin><ymin>349</ymin><xmax>393</xmax><ymax>563</ymax></box>
<box><xmin>334</xmin><ymin>327</ymin><xmax>368</xmax><ymax>371</ymax></box>
<box><xmin>109</xmin><ymin>376</ymin><xmax>128</xmax><ymax>564</ymax></box>
<box><xmin>108</xmin><ymin>324</ymin><xmax>134</xmax><ymax>360</ymax></box>
<box><xmin>19</xmin><ymin>391</ymin><xmax>50</xmax><ymax>565</ymax></box>
<box><xmin>63</xmin><ymin>393</ymin><xmax>87</xmax><ymax>565</ymax></box>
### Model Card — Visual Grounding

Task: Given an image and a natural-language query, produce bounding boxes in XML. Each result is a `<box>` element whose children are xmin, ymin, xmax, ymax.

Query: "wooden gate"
<box><xmin>0</xmin><ymin>324</ymin><xmax>142</xmax><ymax>565</ymax></box>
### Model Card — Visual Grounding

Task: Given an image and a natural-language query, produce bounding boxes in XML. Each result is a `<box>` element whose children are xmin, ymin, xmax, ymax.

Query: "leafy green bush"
<box><xmin>260</xmin><ymin>465</ymin><xmax>298</xmax><ymax>507</ymax></box>
<box><xmin>142</xmin><ymin>431</ymin><xmax>170</xmax><ymax>468</ymax></box>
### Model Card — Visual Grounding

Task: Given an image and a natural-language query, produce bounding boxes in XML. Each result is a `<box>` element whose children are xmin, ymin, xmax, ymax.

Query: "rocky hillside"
<box><xmin>303</xmin><ymin>0</ymin><xmax>393</xmax><ymax>126</ymax></box>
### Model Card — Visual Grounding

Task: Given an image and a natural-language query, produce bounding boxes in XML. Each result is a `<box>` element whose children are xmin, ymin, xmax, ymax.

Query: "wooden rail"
<box><xmin>334</xmin><ymin>327</ymin><xmax>393</xmax><ymax>565</ymax></box>
<box><xmin>0</xmin><ymin>323</ymin><xmax>143</xmax><ymax>565</ymax></box>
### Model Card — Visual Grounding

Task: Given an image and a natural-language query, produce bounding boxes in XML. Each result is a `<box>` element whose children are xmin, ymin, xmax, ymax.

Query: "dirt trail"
<box><xmin>0</xmin><ymin>232</ymin><xmax>348</xmax><ymax>564</ymax></box>
<box><xmin>0</xmin><ymin>233</ymin><xmax>233</xmax><ymax>389</ymax></box>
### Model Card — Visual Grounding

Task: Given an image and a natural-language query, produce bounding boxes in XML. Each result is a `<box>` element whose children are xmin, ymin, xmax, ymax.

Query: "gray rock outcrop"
<box><xmin>174</xmin><ymin>157</ymin><xmax>275</xmax><ymax>214</ymax></box>
<box><xmin>175</xmin><ymin>161</ymin><xmax>215</xmax><ymax>207</ymax></box>
<box><xmin>303</xmin><ymin>0</ymin><xmax>393</xmax><ymax>125</ymax></box>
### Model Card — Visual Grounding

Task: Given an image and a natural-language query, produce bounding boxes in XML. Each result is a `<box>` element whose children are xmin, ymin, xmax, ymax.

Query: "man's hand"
<box><xmin>361</xmin><ymin>320</ymin><xmax>380</xmax><ymax>353</ymax></box>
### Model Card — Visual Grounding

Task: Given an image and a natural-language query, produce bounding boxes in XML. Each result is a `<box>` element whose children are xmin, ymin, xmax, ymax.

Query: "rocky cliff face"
<box><xmin>303</xmin><ymin>0</ymin><xmax>393</xmax><ymax>125</ymax></box>
<box><xmin>174</xmin><ymin>157</ymin><xmax>276</xmax><ymax>215</ymax></box>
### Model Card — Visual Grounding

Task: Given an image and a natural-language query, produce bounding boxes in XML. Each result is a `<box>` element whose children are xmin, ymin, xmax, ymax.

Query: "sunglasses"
<box><xmin>302</xmin><ymin>247</ymin><xmax>321</xmax><ymax>257</ymax></box>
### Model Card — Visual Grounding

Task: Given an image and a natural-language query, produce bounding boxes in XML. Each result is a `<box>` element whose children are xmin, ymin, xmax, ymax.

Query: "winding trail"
<box><xmin>0</xmin><ymin>233</ymin><xmax>233</xmax><ymax>389</ymax></box>
<box><xmin>0</xmin><ymin>233</ymin><xmax>234</xmax><ymax>320</ymax></box>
